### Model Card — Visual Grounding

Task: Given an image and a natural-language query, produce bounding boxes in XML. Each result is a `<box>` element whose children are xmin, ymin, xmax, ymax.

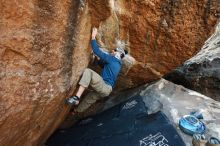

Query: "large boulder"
<box><xmin>0</xmin><ymin>1</ymin><xmax>91</xmax><ymax>145</ymax></box>
<box><xmin>165</xmin><ymin>22</ymin><xmax>220</xmax><ymax>101</ymax></box>
<box><xmin>0</xmin><ymin>0</ymin><xmax>218</xmax><ymax>145</ymax></box>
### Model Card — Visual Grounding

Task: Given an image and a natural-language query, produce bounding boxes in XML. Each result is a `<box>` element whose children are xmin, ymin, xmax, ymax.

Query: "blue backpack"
<box><xmin>179</xmin><ymin>115</ymin><xmax>206</xmax><ymax>135</ymax></box>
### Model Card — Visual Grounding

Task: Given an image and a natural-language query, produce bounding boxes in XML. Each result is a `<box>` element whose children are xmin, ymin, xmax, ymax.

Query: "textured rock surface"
<box><xmin>165</xmin><ymin>22</ymin><xmax>220</xmax><ymax>101</ymax></box>
<box><xmin>95</xmin><ymin>0</ymin><xmax>219</xmax><ymax>89</ymax></box>
<box><xmin>0</xmin><ymin>0</ymin><xmax>219</xmax><ymax>145</ymax></box>
<box><xmin>0</xmin><ymin>1</ymin><xmax>91</xmax><ymax>145</ymax></box>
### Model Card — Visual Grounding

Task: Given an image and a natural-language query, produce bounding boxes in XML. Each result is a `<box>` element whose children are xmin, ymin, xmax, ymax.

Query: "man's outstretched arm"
<box><xmin>91</xmin><ymin>28</ymin><xmax>111</xmax><ymax>63</ymax></box>
<box><xmin>91</xmin><ymin>27</ymin><xmax>97</xmax><ymax>40</ymax></box>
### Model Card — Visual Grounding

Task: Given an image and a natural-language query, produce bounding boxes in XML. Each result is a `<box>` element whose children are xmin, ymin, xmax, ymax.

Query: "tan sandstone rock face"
<box><xmin>0</xmin><ymin>0</ymin><xmax>91</xmax><ymax>145</ymax></box>
<box><xmin>95</xmin><ymin>0</ymin><xmax>219</xmax><ymax>89</ymax></box>
<box><xmin>0</xmin><ymin>0</ymin><xmax>218</xmax><ymax>145</ymax></box>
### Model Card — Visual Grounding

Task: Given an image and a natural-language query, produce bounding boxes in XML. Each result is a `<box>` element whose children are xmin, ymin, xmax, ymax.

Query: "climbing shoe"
<box><xmin>66</xmin><ymin>96</ymin><xmax>80</xmax><ymax>106</ymax></box>
<box><xmin>192</xmin><ymin>134</ymin><xmax>206</xmax><ymax>146</ymax></box>
<box><xmin>207</xmin><ymin>137</ymin><xmax>220</xmax><ymax>146</ymax></box>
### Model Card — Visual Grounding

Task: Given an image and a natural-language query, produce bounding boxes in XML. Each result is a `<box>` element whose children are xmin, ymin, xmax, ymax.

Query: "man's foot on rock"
<box><xmin>65</xmin><ymin>96</ymin><xmax>80</xmax><ymax>106</ymax></box>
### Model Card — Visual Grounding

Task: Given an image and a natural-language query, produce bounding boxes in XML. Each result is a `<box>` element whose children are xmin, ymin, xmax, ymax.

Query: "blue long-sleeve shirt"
<box><xmin>91</xmin><ymin>40</ymin><xmax>121</xmax><ymax>87</ymax></box>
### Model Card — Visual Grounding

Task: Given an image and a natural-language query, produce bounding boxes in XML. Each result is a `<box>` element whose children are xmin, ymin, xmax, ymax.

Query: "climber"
<box><xmin>65</xmin><ymin>27</ymin><xmax>128</xmax><ymax>111</ymax></box>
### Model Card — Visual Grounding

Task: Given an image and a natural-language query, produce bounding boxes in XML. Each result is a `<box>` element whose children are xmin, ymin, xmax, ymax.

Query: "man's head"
<box><xmin>111</xmin><ymin>48</ymin><xmax>128</xmax><ymax>60</ymax></box>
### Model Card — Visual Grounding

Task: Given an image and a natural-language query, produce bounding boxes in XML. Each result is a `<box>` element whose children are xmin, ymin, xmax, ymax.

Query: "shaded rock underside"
<box><xmin>165</xmin><ymin>22</ymin><xmax>220</xmax><ymax>101</ymax></box>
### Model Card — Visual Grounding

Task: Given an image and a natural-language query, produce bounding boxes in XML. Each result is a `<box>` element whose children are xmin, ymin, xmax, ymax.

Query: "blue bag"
<box><xmin>179</xmin><ymin>115</ymin><xmax>206</xmax><ymax>135</ymax></box>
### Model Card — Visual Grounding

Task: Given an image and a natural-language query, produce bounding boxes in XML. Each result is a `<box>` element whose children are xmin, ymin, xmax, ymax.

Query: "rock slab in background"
<box><xmin>104</xmin><ymin>79</ymin><xmax>220</xmax><ymax>145</ymax></box>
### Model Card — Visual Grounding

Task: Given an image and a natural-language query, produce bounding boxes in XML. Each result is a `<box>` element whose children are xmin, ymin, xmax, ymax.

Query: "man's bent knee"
<box><xmin>79</xmin><ymin>68</ymin><xmax>93</xmax><ymax>88</ymax></box>
<box><xmin>100</xmin><ymin>87</ymin><xmax>112</xmax><ymax>97</ymax></box>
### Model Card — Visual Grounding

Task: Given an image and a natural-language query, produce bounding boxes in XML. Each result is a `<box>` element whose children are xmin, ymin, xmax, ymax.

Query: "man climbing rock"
<box><xmin>66</xmin><ymin>27</ymin><xmax>127</xmax><ymax>112</ymax></box>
